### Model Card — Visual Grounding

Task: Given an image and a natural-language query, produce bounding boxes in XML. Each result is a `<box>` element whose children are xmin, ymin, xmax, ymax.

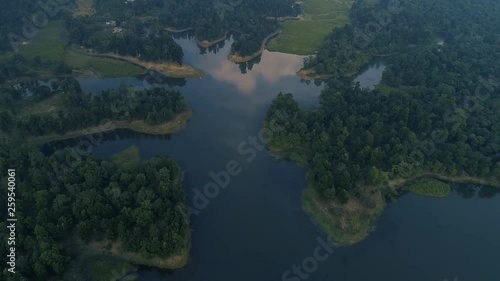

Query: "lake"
<box><xmin>45</xmin><ymin>35</ymin><xmax>500</xmax><ymax>281</ymax></box>
<box><xmin>354</xmin><ymin>59</ymin><xmax>386</xmax><ymax>90</ymax></box>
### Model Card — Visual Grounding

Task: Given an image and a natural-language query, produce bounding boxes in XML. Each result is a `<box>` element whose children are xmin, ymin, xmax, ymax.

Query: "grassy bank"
<box><xmin>71</xmin><ymin>47</ymin><xmax>204</xmax><ymax>78</ymax></box>
<box><xmin>29</xmin><ymin>110</ymin><xmax>192</xmax><ymax>145</ymax></box>
<box><xmin>85</xmin><ymin>238</ymin><xmax>189</xmax><ymax>270</ymax></box>
<box><xmin>111</xmin><ymin>145</ymin><xmax>142</xmax><ymax>167</ymax></box>
<box><xmin>64</xmin><ymin>50</ymin><xmax>145</xmax><ymax>78</ymax></box>
<box><xmin>11</xmin><ymin>20</ymin><xmax>203</xmax><ymax>81</ymax></box>
<box><xmin>268</xmin><ymin>0</ymin><xmax>353</xmax><ymax>55</ymax></box>
<box><xmin>266</xmin><ymin>144</ymin><xmax>310</xmax><ymax>166</ymax></box>
<box><xmin>66</xmin><ymin>232</ymin><xmax>190</xmax><ymax>281</ymax></box>
<box><xmin>303</xmin><ymin>173</ymin><xmax>499</xmax><ymax>245</ymax></box>
<box><xmin>303</xmin><ymin>183</ymin><xmax>385</xmax><ymax>245</ymax></box>
<box><xmin>196</xmin><ymin>32</ymin><xmax>228</xmax><ymax>48</ymax></box>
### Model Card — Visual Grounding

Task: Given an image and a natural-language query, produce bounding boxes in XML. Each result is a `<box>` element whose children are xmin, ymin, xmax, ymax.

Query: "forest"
<box><xmin>0</xmin><ymin>79</ymin><xmax>189</xmax><ymax>137</ymax></box>
<box><xmin>265</xmin><ymin>0</ymin><xmax>500</xmax><ymax>203</ymax></box>
<box><xmin>0</xmin><ymin>140</ymin><xmax>189</xmax><ymax>280</ymax></box>
<box><xmin>303</xmin><ymin>0</ymin><xmax>500</xmax><ymax>77</ymax></box>
<box><xmin>0</xmin><ymin>76</ymin><xmax>192</xmax><ymax>280</ymax></box>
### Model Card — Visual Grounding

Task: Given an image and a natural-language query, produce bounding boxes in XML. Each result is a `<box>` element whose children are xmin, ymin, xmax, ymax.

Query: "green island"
<box><xmin>264</xmin><ymin>0</ymin><xmax>500</xmax><ymax>245</ymax></box>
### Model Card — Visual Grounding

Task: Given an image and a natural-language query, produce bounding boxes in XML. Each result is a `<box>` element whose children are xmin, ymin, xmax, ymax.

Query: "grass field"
<box><xmin>267</xmin><ymin>0</ymin><xmax>353</xmax><ymax>55</ymax></box>
<box><xmin>17</xmin><ymin>20</ymin><xmax>145</xmax><ymax>78</ymax></box>
<box><xmin>19</xmin><ymin>21</ymin><xmax>68</xmax><ymax>62</ymax></box>
<box><xmin>64</xmin><ymin>50</ymin><xmax>145</xmax><ymax>78</ymax></box>
<box><xmin>407</xmin><ymin>178</ymin><xmax>451</xmax><ymax>197</ymax></box>
<box><xmin>111</xmin><ymin>145</ymin><xmax>141</xmax><ymax>167</ymax></box>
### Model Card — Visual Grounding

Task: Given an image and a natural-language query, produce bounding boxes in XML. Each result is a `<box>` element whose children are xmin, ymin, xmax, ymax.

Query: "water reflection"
<box><xmin>454</xmin><ymin>184</ymin><xmax>500</xmax><ymax>200</ymax></box>
<box><xmin>174</xmin><ymin>34</ymin><xmax>313</xmax><ymax>94</ymax></box>
<box><xmin>353</xmin><ymin>60</ymin><xmax>386</xmax><ymax>89</ymax></box>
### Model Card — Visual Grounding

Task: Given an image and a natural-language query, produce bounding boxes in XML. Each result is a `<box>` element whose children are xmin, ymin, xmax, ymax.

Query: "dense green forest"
<box><xmin>0</xmin><ymin>79</ymin><xmax>189</xmax><ymax>137</ymax></box>
<box><xmin>265</xmin><ymin>0</ymin><xmax>500</xmax><ymax>205</ymax></box>
<box><xmin>304</xmin><ymin>0</ymin><xmax>500</xmax><ymax>77</ymax></box>
<box><xmin>0</xmin><ymin>140</ymin><xmax>189</xmax><ymax>280</ymax></box>
<box><xmin>70</xmin><ymin>0</ymin><xmax>298</xmax><ymax>57</ymax></box>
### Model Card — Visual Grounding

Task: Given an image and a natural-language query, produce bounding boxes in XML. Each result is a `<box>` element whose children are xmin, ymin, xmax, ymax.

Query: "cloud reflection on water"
<box><xmin>210</xmin><ymin>51</ymin><xmax>305</xmax><ymax>93</ymax></box>
<box><xmin>175</xmin><ymin>35</ymin><xmax>306</xmax><ymax>93</ymax></box>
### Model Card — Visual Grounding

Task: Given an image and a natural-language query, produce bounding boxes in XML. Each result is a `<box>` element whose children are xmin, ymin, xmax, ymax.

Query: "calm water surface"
<box><xmin>49</xmin><ymin>35</ymin><xmax>500</xmax><ymax>281</ymax></box>
<box><xmin>354</xmin><ymin>60</ymin><xmax>386</xmax><ymax>90</ymax></box>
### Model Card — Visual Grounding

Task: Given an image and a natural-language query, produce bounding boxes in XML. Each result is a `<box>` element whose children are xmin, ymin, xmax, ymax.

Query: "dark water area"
<box><xmin>44</xmin><ymin>36</ymin><xmax>500</xmax><ymax>281</ymax></box>
<box><xmin>353</xmin><ymin>60</ymin><xmax>386</xmax><ymax>90</ymax></box>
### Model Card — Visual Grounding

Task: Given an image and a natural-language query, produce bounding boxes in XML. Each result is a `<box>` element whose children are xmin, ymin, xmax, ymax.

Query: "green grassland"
<box><xmin>407</xmin><ymin>178</ymin><xmax>451</xmax><ymax>197</ymax></box>
<box><xmin>267</xmin><ymin>0</ymin><xmax>353</xmax><ymax>55</ymax></box>
<box><xmin>302</xmin><ymin>183</ymin><xmax>385</xmax><ymax>245</ymax></box>
<box><xmin>17</xmin><ymin>20</ymin><xmax>144</xmax><ymax>78</ymax></box>
<box><xmin>19</xmin><ymin>21</ymin><xmax>67</xmax><ymax>62</ymax></box>
<box><xmin>64</xmin><ymin>50</ymin><xmax>145</xmax><ymax>78</ymax></box>
<box><xmin>111</xmin><ymin>145</ymin><xmax>142</xmax><ymax>167</ymax></box>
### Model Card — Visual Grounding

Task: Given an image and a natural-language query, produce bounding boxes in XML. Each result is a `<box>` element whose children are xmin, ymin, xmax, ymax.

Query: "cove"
<box><xmin>43</xmin><ymin>35</ymin><xmax>500</xmax><ymax>281</ymax></box>
<box><xmin>353</xmin><ymin>59</ymin><xmax>386</xmax><ymax>90</ymax></box>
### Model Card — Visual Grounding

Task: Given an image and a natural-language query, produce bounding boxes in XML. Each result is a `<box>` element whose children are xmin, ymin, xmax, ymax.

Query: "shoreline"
<box><xmin>296</xmin><ymin>68</ymin><xmax>332</xmax><ymax>80</ymax></box>
<box><xmin>84</xmin><ymin>237</ymin><xmax>190</xmax><ymax>270</ymax></box>
<box><xmin>166</xmin><ymin>27</ymin><xmax>194</xmax><ymax>33</ymax></box>
<box><xmin>227</xmin><ymin>29</ymin><xmax>281</xmax><ymax>63</ymax></box>
<box><xmin>71</xmin><ymin>47</ymin><xmax>205</xmax><ymax>78</ymax></box>
<box><xmin>166</xmin><ymin>27</ymin><xmax>284</xmax><ymax>63</ymax></box>
<box><xmin>29</xmin><ymin>110</ymin><xmax>192</xmax><ymax>145</ymax></box>
<box><xmin>166</xmin><ymin>27</ymin><xmax>228</xmax><ymax>48</ymax></box>
<box><xmin>305</xmin><ymin>173</ymin><xmax>499</xmax><ymax>246</ymax></box>
<box><xmin>196</xmin><ymin>32</ymin><xmax>228</xmax><ymax>48</ymax></box>
<box><xmin>266</xmin><ymin>144</ymin><xmax>499</xmax><ymax>246</ymax></box>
